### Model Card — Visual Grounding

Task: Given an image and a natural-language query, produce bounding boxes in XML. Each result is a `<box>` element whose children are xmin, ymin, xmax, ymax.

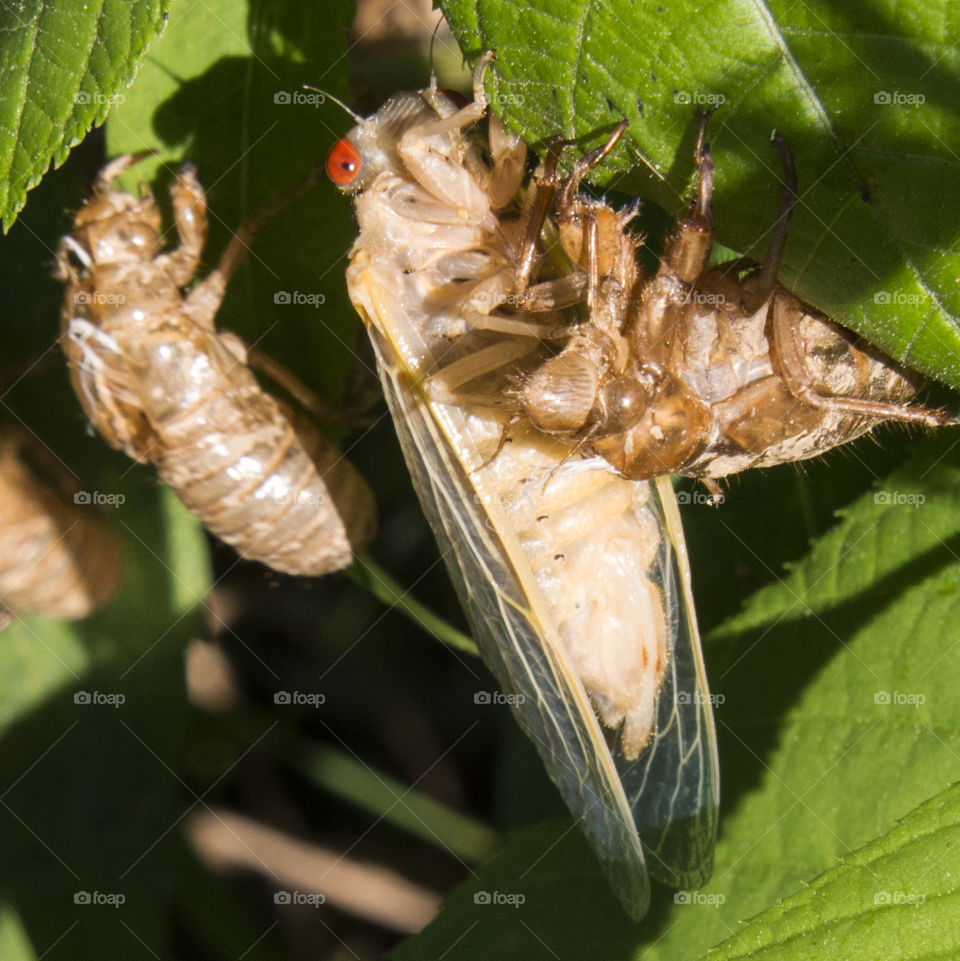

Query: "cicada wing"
<box><xmin>367</xmin><ymin>334</ymin><xmax>651</xmax><ymax>919</ymax></box>
<box><xmin>614</xmin><ymin>477</ymin><xmax>719</xmax><ymax>890</ymax></box>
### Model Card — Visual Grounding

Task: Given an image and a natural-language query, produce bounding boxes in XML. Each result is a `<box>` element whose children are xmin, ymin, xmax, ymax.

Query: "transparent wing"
<box><xmin>351</xmin><ymin>263</ymin><xmax>717</xmax><ymax>918</ymax></box>
<box><xmin>615</xmin><ymin>476</ymin><xmax>719</xmax><ymax>889</ymax></box>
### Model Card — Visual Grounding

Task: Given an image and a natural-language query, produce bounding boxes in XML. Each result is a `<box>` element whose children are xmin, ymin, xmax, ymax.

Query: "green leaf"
<box><xmin>441</xmin><ymin>0</ymin><xmax>960</xmax><ymax>390</ymax></box>
<box><xmin>0</xmin><ymin>0</ymin><xmax>171</xmax><ymax>229</ymax></box>
<box><xmin>705</xmin><ymin>783</ymin><xmax>960</xmax><ymax>960</ymax></box>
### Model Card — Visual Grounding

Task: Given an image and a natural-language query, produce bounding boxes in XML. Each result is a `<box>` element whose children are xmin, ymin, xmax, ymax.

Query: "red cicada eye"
<box><xmin>326</xmin><ymin>138</ymin><xmax>361</xmax><ymax>186</ymax></box>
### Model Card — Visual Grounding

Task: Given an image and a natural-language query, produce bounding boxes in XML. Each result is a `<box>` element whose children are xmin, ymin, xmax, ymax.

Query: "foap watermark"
<box><xmin>74</xmin><ymin>691</ymin><xmax>125</xmax><ymax>708</ymax></box>
<box><xmin>74</xmin><ymin>290</ymin><xmax>126</xmax><ymax>307</ymax></box>
<box><xmin>874</xmin><ymin>691</ymin><xmax>925</xmax><ymax>707</ymax></box>
<box><xmin>274</xmin><ymin>290</ymin><xmax>325</xmax><ymax>308</ymax></box>
<box><xmin>491</xmin><ymin>91</ymin><xmax>526</xmax><ymax>107</ymax></box>
<box><xmin>675</xmin><ymin>489</ymin><xmax>724</xmax><ymax>507</ymax></box>
<box><xmin>679</xmin><ymin>290</ymin><xmax>726</xmax><ymax>307</ymax></box>
<box><xmin>273</xmin><ymin>90</ymin><xmax>326</xmax><ymax>108</ymax></box>
<box><xmin>874</xmin><ymin>91</ymin><xmax>925</xmax><ymax>106</ymax></box>
<box><xmin>474</xmin><ymin>890</ymin><xmax>525</xmax><ymax>908</ymax></box>
<box><xmin>74</xmin><ymin>890</ymin><xmax>125</xmax><ymax>907</ymax></box>
<box><xmin>74</xmin><ymin>490</ymin><xmax>125</xmax><ymax>508</ymax></box>
<box><xmin>274</xmin><ymin>889</ymin><xmax>326</xmax><ymax>907</ymax></box>
<box><xmin>474</xmin><ymin>691</ymin><xmax>526</xmax><ymax>706</ymax></box>
<box><xmin>674</xmin><ymin>91</ymin><xmax>726</xmax><ymax>107</ymax></box>
<box><xmin>677</xmin><ymin>690</ymin><xmax>725</xmax><ymax>706</ymax></box>
<box><xmin>874</xmin><ymin>890</ymin><xmax>926</xmax><ymax>906</ymax></box>
<box><xmin>75</xmin><ymin>92</ymin><xmax>125</xmax><ymax>107</ymax></box>
<box><xmin>674</xmin><ymin>890</ymin><xmax>725</xmax><ymax>906</ymax></box>
<box><xmin>272</xmin><ymin>490</ymin><xmax>327</xmax><ymax>507</ymax></box>
<box><xmin>874</xmin><ymin>490</ymin><xmax>925</xmax><ymax>508</ymax></box>
<box><xmin>873</xmin><ymin>290</ymin><xmax>927</xmax><ymax>306</ymax></box>
<box><xmin>274</xmin><ymin>690</ymin><xmax>326</xmax><ymax>708</ymax></box>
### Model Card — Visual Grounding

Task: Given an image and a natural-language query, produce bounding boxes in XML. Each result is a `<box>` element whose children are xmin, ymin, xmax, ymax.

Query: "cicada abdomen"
<box><xmin>0</xmin><ymin>428</ymin><xmax>123</xmax><ymax>620</ymax></box>
<box><xmin>331</xmin><ymin>53</ymin><xmax>717</xmax><ymax>917</ymax></box>
<box><xmin>56</xmin><ymin>157</ymin><xmax>375</xmax><ymax>576</ymax></box>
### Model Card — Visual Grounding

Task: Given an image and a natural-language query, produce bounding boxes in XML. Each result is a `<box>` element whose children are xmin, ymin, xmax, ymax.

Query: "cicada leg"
<box><xmin>658</xmin><ymin>113</ymin><xmax>715</xmax><ymax>286</ymax></box>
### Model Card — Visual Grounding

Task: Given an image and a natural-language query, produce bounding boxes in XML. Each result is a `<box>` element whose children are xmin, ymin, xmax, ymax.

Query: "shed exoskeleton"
<box><xmin>515</xmin><ymin>116</ymin><xmax>958</xmax><ymax>485</ymax></box>
<box><xmin>0</xmin><ymin>426</ymin><xmax>123</xmax><ymax>620</ymax></box>
<box><xmin>57</xmin><ymin>156</ymin><xmax>375</xmax><ymax>577</ymax></box>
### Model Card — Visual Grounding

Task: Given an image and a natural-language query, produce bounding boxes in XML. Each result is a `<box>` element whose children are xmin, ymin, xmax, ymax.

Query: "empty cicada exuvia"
<box><xmin>329</xmin><ymin>52</ymin><xmax>717</xmax><ymax>919</ymax></box>
<box><xmin>56</xmin><ymin>156</ymin><xmax>376</xmax><ymax>577</ymax></box>
<box><xmin>0</xmin><ymin>426</ymin><xmax>123</xmax><ymax>620</ymax></box>
<box><xmin>514</xmin><ymin>115</ymin><xmax>959</xmax><ymax>484</ymax></box>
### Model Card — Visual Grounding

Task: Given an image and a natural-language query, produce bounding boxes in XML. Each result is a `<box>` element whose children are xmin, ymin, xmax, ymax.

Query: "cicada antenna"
<box><xmin>302</xmin><ymin>84</ymin><xmax>363</xmax><ymax>124</ymax></box>
<box><xmin>427</xmin><ymin>18</ymin><xmax>444</xmax><ymax>92</ymax></box>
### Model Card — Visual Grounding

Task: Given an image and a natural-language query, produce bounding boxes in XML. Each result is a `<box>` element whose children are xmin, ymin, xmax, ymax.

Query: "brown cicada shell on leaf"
<box><xmin>513</xmin><ymin>115</ymin><xmax>959</xmax><ymax>487</ymax></box>
<box><xmin>0</xmin><ymin>427</ymin><xmax>123</xmax><ymax>620</ymax></box>
<box><xmin>56</xmin><ymin>156</ymin><xmax>376</xmax><ymax>577</ymax></box>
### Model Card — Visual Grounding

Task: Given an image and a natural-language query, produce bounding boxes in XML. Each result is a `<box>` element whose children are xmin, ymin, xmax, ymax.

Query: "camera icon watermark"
<box><xmin>274</xmin><ymin>290</ymin><xmax>326</xmax><ymax>308</ymax></box>
<box><xmin>73</xmin><ymin>290</ymin><xmax>126</xmax><ymax>306</ymax></box>
<box><xmin>273</xmin><ymin>90</ymin><xmax>326</xmax><ymax>107</ymax></box>
<box><xmin>873</xmin><ymin>91</ymin><xmax>925</xmax><ymax>106</ymax></box>
<box><xmin>74</xmin><ymin>890</ymin><xmax>125</xmax><ymax>907</ymax></box>
<box><xmin>473</xmin><ymin>890</ymin><xmax>525</xmax><ymax>907</ymax></box>
<box><xmin>674</xmin><ymin>91</ymin><xmax>726</xmax><ymax>106</ymax></box>
<box><xmin>74</xmin><ymin>92</ymin><xmax>125</xmax><ymax>106</ymax></box>
<box><xmin>874</xmin><ymin>690</ymin><xmax>925</xmax><ymax>706</ymax></box>
<box><xmin>474</xmin><ymin>691</ymin><xmax>526</xmax><ymax>706</ymax></box>
<box><xmin>73</xmin><ymin>490</ymin><xmax>125</xmax><ymax>508</ymax></box>
<box><xmin>676</xmin><ymin>690</ymin><xmax>725</xmax><ymax>706</ymax></box>
<box><xmin>74</xmin><ymin>690</ymin><xmax>126</xmax><ymax>708</ymax></box>
<box><xmin>674</xmin><ymin>890</ymin><xmax>725</xmax><ymax>906</ymax></box>
<box><xmin>874</xmin><ymin>890</ymin><xmax>925</xmax><ymax>906</ymax></box>
<box><xmin>873</xmin><ymin>290</ymin><xmax>926</xmax><ymax>306</ymax></box>
<box><xmin>675</xmin><ymin>489</ymin><xmax>724</xmax><ymax>507</ymax></box>
<box><xmin>274</xmin><ymin>691</ymin><xmax>325</xmax><ymax>707</ymax></box>
<box><xmin>274</xmin><ymin>889</ymin><xmax>325</xmax><ymax>906</ymax></box>
<box><xmin>873</xmin><ymin>490</ymin><xmax>925</xmax><ymax>508</ymax></box>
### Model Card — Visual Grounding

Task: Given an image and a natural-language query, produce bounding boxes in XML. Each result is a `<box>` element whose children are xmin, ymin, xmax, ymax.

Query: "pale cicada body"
<box><xmin>56</xmin><ymin>158</ymin><xmax>375</xmax><ymax>576</ymax></box>
<box><xmin>519</xmin><ymin>119</ymin><xmax>957</xmax><ymax>482</ymax></box>
<box><xmin>0</xmin><ymin>428</ymin><xmax>123</xmax><ymax>620</ymax></box>
<box><xmin>330</xmin><ymin>55</ymin><xmax>718</xmax><ymax>917</ymax></box>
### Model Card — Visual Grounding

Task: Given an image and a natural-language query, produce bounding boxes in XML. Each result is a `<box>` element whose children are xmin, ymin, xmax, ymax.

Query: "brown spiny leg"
<box><xmin>631</xmin><ymin>114</ymin><xmax>715</xmax><ymax>366</ymax></box>
<box><xmin>769</xmin><ymin>295</ymin><xmax>960</xmax><ymax>427</ymax></box>
<box><xmin>514</xmin><ymin>122</ymin><xmax>629</xmax><ymax>310</ymax></box>
<box><xmin>659</xmin><ymin>112</ymin><xmax>715</xmax><ymax>285</ymax></box>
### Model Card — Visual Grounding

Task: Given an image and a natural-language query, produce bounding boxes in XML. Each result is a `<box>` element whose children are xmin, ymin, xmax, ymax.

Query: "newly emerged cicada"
<box><xmin>329</xmin><ymin>53</ymin><xmax>717</xmax><ymax>918</ymax></box>
<box><xmin>56</xmin><ymin>156</ymin><xmax>376</xmax><ymax>577</ymax></box>
<box><xmin>516</xmin><ymin>116</ymin><xmax>959</xmax><ymax>484</ymax></box>
<box><xmin>0</xmin><ymin>426</ymin><xmax>123</xmax><ymax>620</ymax></box>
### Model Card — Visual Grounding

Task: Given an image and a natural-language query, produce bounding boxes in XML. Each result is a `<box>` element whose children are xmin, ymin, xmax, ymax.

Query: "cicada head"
<box><xmin>326</xmin><ymin>88</ymin><xmax>462</xmax><ymax>193</ymax></box>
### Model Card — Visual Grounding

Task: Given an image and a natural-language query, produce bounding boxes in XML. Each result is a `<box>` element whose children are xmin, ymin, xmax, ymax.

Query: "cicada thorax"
<box><xmin>0</xmin><ymin>428</ymin><xmax>123</xmax><ymax>620</ymax></box>
<box><xmin>57</xmin><ymin>158</ymin><xmax>376</xmax><ymax>577</ymax></box>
